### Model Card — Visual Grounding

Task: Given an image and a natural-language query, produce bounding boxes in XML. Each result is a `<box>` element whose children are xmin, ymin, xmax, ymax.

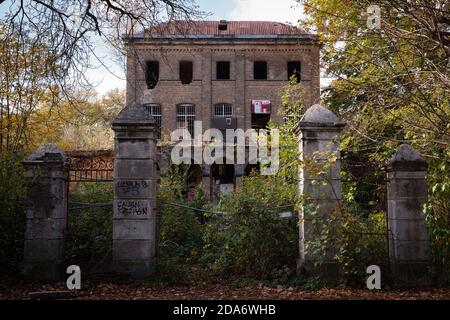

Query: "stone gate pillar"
<box><xmin>22</xmin><ymin>143</ymin><xmax>68</xmax><ymax>281</ymax></box>
<box><xmin>112</xmin><ymin>104</ymin><xmax>158</xmax><ymax>278</ymax></box>
<box><xmin>386</xmin><ymin>144</ymin><xmax>430</xmax><ymax>285</ymax></box>
<box><xmin>295</xmin><ymin>105</ymin><xmax>345</xmax><ymax>275</ymax></box>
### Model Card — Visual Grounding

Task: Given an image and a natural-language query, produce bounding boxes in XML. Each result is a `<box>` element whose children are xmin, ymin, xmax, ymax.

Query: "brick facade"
<box><xmin>124</xmin><ymin>21</ymin><xmax>320</xmax><ymax>200</ymax></box>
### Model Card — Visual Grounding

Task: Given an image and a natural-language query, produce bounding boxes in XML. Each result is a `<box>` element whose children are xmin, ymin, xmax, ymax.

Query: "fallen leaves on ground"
<box><xmin>0</xmin><ymin>282</ymin><xmax>449</xmax><ymax>300</ymax></box>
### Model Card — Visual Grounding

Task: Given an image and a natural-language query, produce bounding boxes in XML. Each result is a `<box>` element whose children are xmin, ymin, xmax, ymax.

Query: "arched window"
<box><xmin>213</xmin><ymin>103</ymin><xmax>232</xmax><ymax>118</ymax></box>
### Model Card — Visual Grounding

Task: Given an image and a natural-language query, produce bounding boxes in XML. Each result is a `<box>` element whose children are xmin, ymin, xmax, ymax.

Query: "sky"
<box><xmin>1</xmin><ymin>0</ymin><xmax>306</xmax><ymax>95</ymax></box>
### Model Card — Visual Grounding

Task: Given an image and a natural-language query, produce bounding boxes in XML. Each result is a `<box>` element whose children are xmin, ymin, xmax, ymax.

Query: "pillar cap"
<box><xmin>112</xmin><ymin>104</ymin><xmax>156</xmax><ymax>127</ymax></box>
<box><xmin>387</xmin><ymin>144</ymin><xmax>427</xmax><ymax>171</ymax></box>
<box><xmin>22</xmin><ymin>143</ymin><xmax>66</xmax><ymax>165</ymax></box>
<box><xmin>295</xmin><ymin>104</ymin><xmax>345</xmax><ymax>133</ymax></box>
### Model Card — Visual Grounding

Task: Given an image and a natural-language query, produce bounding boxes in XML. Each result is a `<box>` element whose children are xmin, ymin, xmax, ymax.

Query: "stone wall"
<box><xmin>126</xmin><ymin>42</ymin><xmax>320</xmax><ymax>134</ymax></box>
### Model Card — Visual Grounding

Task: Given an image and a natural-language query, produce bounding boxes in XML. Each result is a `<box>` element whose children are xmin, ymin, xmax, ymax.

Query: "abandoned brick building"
<box><xmin>124</xmin><ymin>20</ymin><xmax>320</xmax><ymax>200</ymax></box>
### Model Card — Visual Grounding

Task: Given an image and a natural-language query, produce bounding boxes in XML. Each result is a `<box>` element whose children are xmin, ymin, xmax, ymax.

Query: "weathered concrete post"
<box><xmin>22</xmin><ymin>143</ymin><xmax>68</xmax><ymax>281</ymax></box>
<box><xmin>112</xmin><ymin>104</ymin><xmax>158</xmax><ymax>278</ymax></box>
<box><xmin>295</xmin><ymin>104</ymin><xmax>345</xmax><ymax>275</ymax></box>
<box><xmin>386</xmin><ymin>144</ymin><xmax>431</xmax><ymax>285</ymax></box>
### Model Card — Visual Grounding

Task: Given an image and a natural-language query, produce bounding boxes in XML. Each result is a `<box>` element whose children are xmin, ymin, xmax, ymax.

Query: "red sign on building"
<box><xmin>251</xmin><ymin>100</ymin><xmax>271</xmax><ymax>114</ymax></box>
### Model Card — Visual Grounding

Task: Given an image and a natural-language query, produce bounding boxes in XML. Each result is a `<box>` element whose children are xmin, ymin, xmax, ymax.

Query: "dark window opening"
<box><xmin>287</xmin><ymin>61</ymin><xmax>301</xmax><ymax>83</ymax></box>
<box><xmin>179</xmin><ymin>61</ymin><xmax>193</xmax><ymax>84</ymax></box>
<box><xmin>145</xmin><ymin>61</ymin><xmax>159</xmax><ymax>89</ymax></box>
<box><xmin>251</xmin><ymin>114</ymin><xmax>270</xmax><ymax>130</ymax></box>
<box><xmin>244</xmin><ymin>163</ymin><xmax>261</xmax><ymax>176</ymax></box>
<box><xmin>216</xmin><ymin>61</ymin><xmax>230</xmax><ymax>80</ymax></box>
<box><xmin>218</xmin><ymin>20</ymin><xmax>228</xmax><ymax>31</ymax></box>
<box><xmin>143</xmin><ymin>103</ymin><xmax>161</xmax><ymax>139</ymax></box>
<box><xmin>254</xmin><ymin>61</ymin><xmax>267</xmax><ymax>80</ymax></box>
<box><xmin>212</xmin><ymin>163</ymin><xmax>234</xmax><ymax>184</ymax></box>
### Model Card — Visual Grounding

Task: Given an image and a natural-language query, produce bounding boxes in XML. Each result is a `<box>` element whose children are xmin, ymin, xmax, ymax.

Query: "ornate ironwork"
<box><xmin>67</xmin><ymin>150</ymin><xmax>114</xmax><ymax>182</ymax></box>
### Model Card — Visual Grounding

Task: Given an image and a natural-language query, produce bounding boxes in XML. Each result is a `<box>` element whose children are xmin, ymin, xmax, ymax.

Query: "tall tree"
<box><xmin>298</xmin><ymin>0</ymin><xmax>448</xmax><ymax>153</ymax></box>
<box><xmin>0</xmin><ymin>0</ymin><xmax>204</xmax><ymax>152</ymax></box>
<box><xmin>298</xmin><ymin>0</ymin><xmax>449</xmax><ymax>270</ymax></box>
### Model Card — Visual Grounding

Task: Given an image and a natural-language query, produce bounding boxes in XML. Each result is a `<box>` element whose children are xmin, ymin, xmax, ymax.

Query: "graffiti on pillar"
<box><xmin>115</xmin><ymin>180</ymin><xmax>150</xmax><ymax>197</ymax></box>
<box><xmin>116</xmin><ymin>200</ymin><xmax>149</xmax><ymax>217</ymax></box>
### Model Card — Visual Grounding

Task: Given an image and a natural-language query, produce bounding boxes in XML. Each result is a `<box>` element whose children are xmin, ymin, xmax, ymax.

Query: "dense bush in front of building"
<box><xmin>156</xmin><ymin>166</ymin><xmax>206</xmax><ymax>284</ymax></box>
<box><xmin>201</xmin><ymin>173</ymin><xmax>298</xmax><ymax>281</ymax></box>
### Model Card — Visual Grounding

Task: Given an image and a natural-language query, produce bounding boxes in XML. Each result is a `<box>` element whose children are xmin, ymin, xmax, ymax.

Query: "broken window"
<box><xmin>179</xmin><ymin>61</ymin><xmax>193</xmax><ymax>84</ymax></box>
<box><xmin>176</xmin><ymin>104</ymin><xmax>195</xmax><ymax>137</ymax></box>
<box><xmin>287</xmin><ymin>61</ymin><xmax>301</xmax><ymax>83</ymax></box>
<box><xmin>145</xmin><ymin>61</ymin><xmax>159</xmax><ymax>89</ymax></box>
<box><xmin>143</xmin><ymin>103</ymin><xmax>161</xmax><ymax>139</ymax></box>
<box><xmin>253</xmin><ymin>61</ymin><xmax>267</xmax><ymax>80</ymax></box>
<box><xmin>216</xmin><ymin>61</ymin><xmax>230</xmax><ymax>80</ymax></box>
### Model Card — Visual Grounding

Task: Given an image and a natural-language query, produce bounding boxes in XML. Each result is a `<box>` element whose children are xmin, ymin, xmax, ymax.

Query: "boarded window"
<box><xmin>216</xmin><ymin>61</ymin><xmax>230</xmax><ymax>80</ymax></box>
<box><xmin>254</xmin><ymin>61</ymin><xmax>267</xmax><ymax>80</ymax></box>
<box><xmin>179</xmin><ymin>61</ymin><xmax>193</xmax><ymax>84</ymax></box>
<box><xmin>143</xmin><ymin>104</ymin><xmax>161</xmax><ymax>139</ymax></box>
<box><xmin>287</xmin><ymin>61</ymin><xmax>301</xmax><ymax>83</ymax></box>
<box><xmin>214</xmin><ymin>103</ymin><xmax>233</xmax><ymax>117</ymax></box>
<box><xmin>145</xmin><ymin>61</ymin><xmax>159</xmax><ymax>89</ymax></box>
<box><xmin>176</xmin><ymin>104</ymin><xmax>195</xmax><ymax>137</ymax></box>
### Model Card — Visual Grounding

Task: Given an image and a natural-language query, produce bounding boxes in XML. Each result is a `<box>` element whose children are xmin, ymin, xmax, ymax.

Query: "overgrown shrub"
<box><xmin>65</xmin><ymin>182</ymin><xmax>113</xmax><ymax>272</ymax></box>
<box><xmin>0</xmin><ymin>152</ymin><xmax>27</xmax><ymax>277</ymax></box>
<box><xmin>201</xmin><ymin>174</ymin><xmax>298</xmax><ymax>279</ymax></box>
<box><xmin>337</xmin><ymin>211</ymin><xmax>387</xmax><ymax>285</ymax></box>
<box><xmin>425</xmin><ymin>159</ymin><xmax>450</xmax><ymax>284</ymax></box>
<box><xmin>156</xmin><ymin>166</ymin><xmax>206</xmax><ymax>283</ymax></box>
<box><xmin>307</xmin><ymin>206</ymin><xmax>387</xmax><ymax>287</ymax></box>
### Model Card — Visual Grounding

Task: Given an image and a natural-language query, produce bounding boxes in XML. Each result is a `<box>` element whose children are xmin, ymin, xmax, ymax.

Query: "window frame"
<box><xmin>253</xmin><ymin>60</ymin><xmax>268</xmax><ymax>80</ymax></box>
<box><xmin>143</xmin><ymin>103</ymin><xmax>162</xmax><ymax>139</ymax></box>
<box><xmin>287</xmin><ymin>61</ymin><xmax>301</xmax><ymax>83</ymax></box>
<box><xmin>176</xmin><ymin>103</ymin><xmax>196</xmax><ymax>137</ymax></box>
<box><xmin>216</xmin><ymin>61</ymin><xmax>230</xmax><ymax>80</ymax></box>
<box><xmin>179</xmin><ymin>60</ymin><xmax>193</xmax><ymax>84</ymax></box>
<box><xmin>145</xmin><ymin>61</ymin><xmax>159</xmax><ymax>89</ymax></box>
<box><xmin>213</xmin><ymin>103</ymin><xmax>233</xmax><ymax>118</ymax></box>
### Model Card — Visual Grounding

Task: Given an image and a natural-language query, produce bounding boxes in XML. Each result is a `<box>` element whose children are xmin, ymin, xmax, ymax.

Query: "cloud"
<box><xmin>227</xmin><ymin>0</ymin><xmax>304</xmax><ymax>25</ymax></box>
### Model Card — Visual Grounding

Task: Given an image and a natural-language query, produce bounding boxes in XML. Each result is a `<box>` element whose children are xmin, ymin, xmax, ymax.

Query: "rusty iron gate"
<box><xmin>67</xmin><ymin>150</ymin><xmax>114</xmax><ymax>183</ymax></box>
